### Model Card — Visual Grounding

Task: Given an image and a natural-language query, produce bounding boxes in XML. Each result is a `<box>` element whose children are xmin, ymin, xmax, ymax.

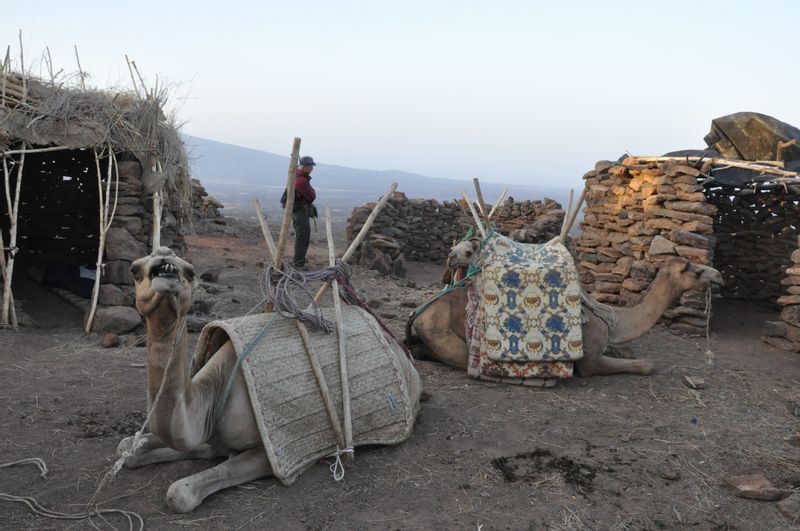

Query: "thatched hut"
<box><xmin>0</xmin><ymin>64</ymin><xmax>191</xmax><ymax>332</ymax></box>
<box><xmin>573</xmin><ymin>114</ymin><xmax>800</xmax><ymax>350</ymax></box>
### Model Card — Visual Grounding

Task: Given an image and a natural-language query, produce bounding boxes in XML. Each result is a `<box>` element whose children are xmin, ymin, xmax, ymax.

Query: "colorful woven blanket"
<box><xmin>466</xmin><ymin>233</ymin><xmax>583</xmax><ymax>385</ymax></box>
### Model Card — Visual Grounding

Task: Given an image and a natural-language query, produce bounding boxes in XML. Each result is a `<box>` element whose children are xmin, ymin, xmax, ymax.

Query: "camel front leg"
<box><xmin>166</xmin><ymin>447</ymin><xmax>272</xmax><ymax>513</ymax></box>
<box><xmin>117</xmin><ymin>433</ymin><xmax>225</xmax><ymax>468</ymax></box>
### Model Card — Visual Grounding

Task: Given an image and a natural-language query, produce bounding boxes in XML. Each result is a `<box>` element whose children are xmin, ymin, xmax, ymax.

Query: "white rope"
<box><xmin>328</xmin><ymin>447</ymin><xmax>354</xmax><ymax>482</ymax></box>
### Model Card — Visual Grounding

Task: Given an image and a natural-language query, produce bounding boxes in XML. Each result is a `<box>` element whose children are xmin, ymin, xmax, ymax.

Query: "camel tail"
<box><xmin>404</xmin><ymin>312</ymin><xmax>421</xmax><ymax>347</ymax></box>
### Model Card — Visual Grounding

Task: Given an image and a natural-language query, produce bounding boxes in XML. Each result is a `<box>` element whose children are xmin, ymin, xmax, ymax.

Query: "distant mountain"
<box><xmin>183</xmin><ymin>135</ymin><xmax>572</xmax><ymax>219</ymax></box>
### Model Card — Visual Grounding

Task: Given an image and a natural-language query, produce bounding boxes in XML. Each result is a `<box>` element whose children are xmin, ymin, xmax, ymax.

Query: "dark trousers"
<box><xmin>292</xmin><ymin>207</ymin><xmax>311</xmax><ymax>267</ymax></box>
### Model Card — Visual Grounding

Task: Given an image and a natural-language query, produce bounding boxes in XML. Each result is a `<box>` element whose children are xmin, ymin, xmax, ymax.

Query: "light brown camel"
<box><xmin>408</xmin><ymin>240</ymin><xmax>723</xmax><ymax>376</ymax></box>
<box><xmin>117</xmin><ymin>247</ymin><xmax>418</xmax><ymax>513</ymax></box>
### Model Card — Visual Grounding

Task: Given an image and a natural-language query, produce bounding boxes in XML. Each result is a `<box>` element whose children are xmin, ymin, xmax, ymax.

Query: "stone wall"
<box><xmin>346</xmin><ymin>191</ymin><xmax>564</xmax><ymax>276</ymax></box>
<box><xmin>762</xmin><ymin>237</ymin><xmax>800</xmax><ymax>352</ymax></box>
<box><xmin>572</xmin><ymin>160</ymin><xmax>717</xmax><ymax>335</ymax></box>
<box><xmin>94</xmin><ymin>157</ymin><xmax>186</xmax><ymax>321</ymax></box>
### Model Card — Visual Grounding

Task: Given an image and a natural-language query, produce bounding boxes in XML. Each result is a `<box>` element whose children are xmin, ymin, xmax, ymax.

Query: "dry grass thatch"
<box><xmin>0</xmin><ymin>47</ymin><xmax>191</xmax><ymax>217</ymax></box>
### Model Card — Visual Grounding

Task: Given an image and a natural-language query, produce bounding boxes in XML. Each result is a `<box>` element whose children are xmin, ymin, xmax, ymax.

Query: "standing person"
<box><xmin>289</xmin><ymin>155</ymin><xmax>317</xmax><ymax>269</ymax></box>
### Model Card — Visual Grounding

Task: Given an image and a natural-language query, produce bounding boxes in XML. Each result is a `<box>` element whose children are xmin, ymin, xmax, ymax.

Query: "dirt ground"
<box><xmin>3</xmin><ymin>218</ymin><xmax>800</xmax><ymax>530</ymax></box>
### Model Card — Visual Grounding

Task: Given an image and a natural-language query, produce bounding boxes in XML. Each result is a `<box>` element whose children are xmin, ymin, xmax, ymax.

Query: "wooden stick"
<box><xmin>73</xmin><ymin>44</ymin><xmax>85</xmax><ymax>91</ymax></box>
<box><xmin>18</xmin><ymin>31</ymin><xmax>26</xmax><ymax>103</ymax></box>
<box><xmin>308</xmin><ymin>183</ymin><xmax>397</xmax><ymax>308</ymax></box>
<box><xmin>252</xmin><ymin>198</ymin><xmax>277</xmax><ymax>260</ymax></box>
<box><xmin>295</xmin><ymin>320</ymin><xmax>347</xmax><ymax>450</ymax></box>
<box><xmin>624</xmin><ymin>155</ymin><xmax>796</xmax><ymax>177</ymax></box>
<box><xmin>86</xmin><ymin>148</ymin><xmax>119</xmax><ymax>333</ymax></box>
<box><xmin>462</xmin><ymin>190</ymin><xmax>487</xmax><ymax>239</ymax></box>
<box><xmin>472</xmin><ymin>178</ymin><xmax>487</xmax><ymax>220</ymax></box>
<box><xmin>777</xmin><ymin>139</ymin><xmax>798</xmax><ymax>162</ymax></box>
<box><xmin>2</xmin><ymin>147</ymin><xmax>25</xmax><ymax>327</ymax></box>
<box><xmin>274</xmin><ymin>138</ymin><xmax>302</xmax><ymax>268</ymax></box>
<box><xmin>559</xmin><ymin>188</ymin><xmax>574</xmax><ymax>241</ymax></box>
<box><xmin>125</xmin><ymin>55</ymin><xmax>141</xmax><ymax>98</ymax></box>
<box><xmin>325</xmin><ymin>207</ymin><xmax>353</xmax><ymax>460</ymax></box>
<box><xmin>152</xmin><ymin>191</ymin><xmax>162</xmax><ymax>252</ymax></box>
<box><xmin>0</xmin><ymin>201</ymin><xmax>16</xmax><ymax>328</ymax></box>
<box><xmin>0</xmin><ymin>146</ymin><xmax>75</xmax><ymax>157</ymax></box>
<box><xmin>487</xmin><ymin>187</ymin><xmax>508</xmax><ymax>221</ymax></box>
<box><xmin>561</xmin><ymin>186</ymin><xmax>587</xmax><ymax>240</ymax></box>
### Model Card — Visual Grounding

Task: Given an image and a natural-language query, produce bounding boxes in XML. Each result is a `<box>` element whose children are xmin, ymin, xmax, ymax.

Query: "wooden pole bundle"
<box><xmin>85</xmin><ymin>147</ymin><xmax>120</xmax><ymax>334</ymax></box>
<box><xmin>561</xmin><ymin>186</ymin><xmax>587</xmax><ymax>240</ymax></box>
<box><xmin>472</xmin><ymin>178</ymin><xmax>487</xmax><ymax>220</ymax></box>
<box><xmin>462</xmin><ymin>190</ymin><xmax>487</xmax><ymax>240</ymax></box>
<box><xmin>274</xmin><ymin>138</ymin><xmax>302</xmax><ymax>268</ymax></box>
<box><xmin>252</xmin><ymin>198</ymin><xmax>277</xmax><ymax>260</ymax></box>
<box><xmin>309</xmin><ymin>182</ymin><xmax>397</xmax><ymax>308</ymax></box>
<box><xmin>325</xmin><ymin>206</ymin><xmax>354</xmax><ymax>459</ymax></box>
<box><xmin>2</xmin><ymin>147</ymin><xmax>26</xmax><ymax>327</ymax></box>
<box><xmin>487</xmin><ymin>187</ymin><xmax>508</xmax><ymax>221</ymax></box>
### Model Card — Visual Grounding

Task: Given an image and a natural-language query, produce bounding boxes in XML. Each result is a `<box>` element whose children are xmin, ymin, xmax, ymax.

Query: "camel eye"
<box><xmin>130</xmin><ymin>264</ymin><xmax>142</xmax><ymax>280</ymax></box>
<box><xmin>185</xmin><ymin>267</ymin><xmax>196</xmax><ymax>281</ymax></box>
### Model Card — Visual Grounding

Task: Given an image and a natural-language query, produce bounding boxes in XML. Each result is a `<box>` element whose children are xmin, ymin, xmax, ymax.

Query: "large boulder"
<box><xmin>106</xmin><ymin>228</ymin><xmax>147</xmax><ymax>261</ymax></box>
<box><xmin>88</xmin><ymin>305</ymin><xmax>141</xmax><ymax>334</ymax></box>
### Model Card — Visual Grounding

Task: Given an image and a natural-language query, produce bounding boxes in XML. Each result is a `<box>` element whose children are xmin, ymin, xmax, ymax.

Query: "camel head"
<box><xmin>442</xmin><ymin>239</ymin><xmax>481</xmax><ymax>284</ymax></box>
<box><xmin>662</xmin><ymin>257</ymin><xmax>723</xmax><ymax>293</ymax></box>
<box><xmin>130</xmin><ymin>247</ymin><xmax>197</xmax><ymax>320</ymax></box>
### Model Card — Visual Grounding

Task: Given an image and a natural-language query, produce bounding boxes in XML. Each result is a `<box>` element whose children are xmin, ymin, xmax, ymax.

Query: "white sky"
<box><xmin>4</xmin><ymin>1</ymin><xmax>799</xmax><ymax>186</ymax></box>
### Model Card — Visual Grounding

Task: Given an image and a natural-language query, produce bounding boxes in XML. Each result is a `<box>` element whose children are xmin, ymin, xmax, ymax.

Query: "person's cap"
<box><xmin>299</xmin><ymin>156</ymin><xmax>316</xmax><ymax>166</ymax></box>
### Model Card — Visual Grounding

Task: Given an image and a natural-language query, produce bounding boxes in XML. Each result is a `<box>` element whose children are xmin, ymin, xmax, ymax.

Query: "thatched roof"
<box><xmin>0</xmin><ymin>70</ymin><xmax>191</xmax><ymax>215</ymax></box>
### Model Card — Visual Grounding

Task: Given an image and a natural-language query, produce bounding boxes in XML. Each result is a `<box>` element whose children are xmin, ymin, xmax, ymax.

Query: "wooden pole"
<box><xmin>559</xmin><ymin>189</ymin><xmax>575</xmax><ymax>241</ymax></box>
<box><xmin>472</xmin><ymin>178</ymin><xmax>488</xmax><ymax>220</ymax></box>
<box><xmin>295</xmin><ymin>320</ymin><xmax>347</xmax><ymax>450</ymax></box>
<box><xmin>152</xmin><ymin>191</ymin><xmax>162</xmax><ymax>252</ymax></box>
<box><xmin>325</xmin><ymin>207</ymin><xmax>353</xmax><ymax>460</ymax></box>
<box><xmin>561</xmin><ymin>186</ymin><xmax>587</xmax><ymax>240</ymax></box>
<box><xmin>462</xmin><ymin>190</ymin><xmax>487</xmax><ymax>240</ymax></box>
<box><xmin>2</xmin><ymin>148</ymin><xmax>25</xmax><ymax>327</ymax></box>
<box><xmin>0</xmin><ymin>212</ymin><xmax>16</xmax><ymax>328</ymax></box>
<box><xmin>487</xmin><ymin>187</ymin><xmax>508</xmax><ymax>221</ymax></box>
<box><xmin>274</xmin><ymin>138</ymin><xmax>302</xmax><ymax>267</ymax></box>
<box><xmin>308</xmin><ymin>183</ymin><xmax>397</xmax><ymax>308</ymax></box>
<box><xmin>624</xmin><ymin>156</ymin><xmax>796</xmax><ymax>177</ymax></box>
<box><xmin>86</xmin><ymin>148</ymin><xmax>120</xmax><ymax>334</ymax></box>
<box><xmin>252</xmin><ymin>198</ymin><xmax>277</xmax><ymax>260</ymax></box>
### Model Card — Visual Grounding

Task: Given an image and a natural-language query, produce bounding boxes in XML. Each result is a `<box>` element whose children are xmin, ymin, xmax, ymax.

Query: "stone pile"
<box><xmin>573</xmin><ymin>159</ymin><xmax>717</xmax><ymax>335</ymax></box>
<box><xmin>191</xmin><ymin>178</ymin><xmax>224</xmax><ymax>219</ymax></box>
<box><xmin>346</xmin><ymin>191</ymin><xmax>564</xmax><ymax>273</ymax></box>
<box><xmin>763</xmin><ymin>236</ymin><xmax>800</xmax><ymax>352</ymax></box>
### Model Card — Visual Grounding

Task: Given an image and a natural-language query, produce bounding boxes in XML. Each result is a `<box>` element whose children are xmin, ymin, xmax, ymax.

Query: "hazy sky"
<box><xmin>4</xmin><ymin>1</ymin><xmax>799</xmax><ymax>186</ymax></box>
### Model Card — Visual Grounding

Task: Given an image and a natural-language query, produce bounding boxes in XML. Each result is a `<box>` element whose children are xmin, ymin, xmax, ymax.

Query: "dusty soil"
<box><xmin>2</xmin><ymin>218</ymin><xmax>800</xmax><ymax>530</ymax></box>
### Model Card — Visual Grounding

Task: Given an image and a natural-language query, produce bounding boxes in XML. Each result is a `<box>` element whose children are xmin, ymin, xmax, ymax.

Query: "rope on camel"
<box><xmin>262</xmin><ymin>261</ymin><xmax>410</xmax><ymax>356</ymax></box>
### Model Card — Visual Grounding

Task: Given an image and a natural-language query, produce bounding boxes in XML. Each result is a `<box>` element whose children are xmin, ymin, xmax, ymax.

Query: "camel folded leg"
<box><xmin>576</xmin><ymin>354</ymin><xmax>653</xmax><ymax>377</ymax></box>
<box><xmin>166</xmin><ymin>447</ymin><xmax>272</xmax><ymax>513</ymax></box>
<box><xmin>117</xmin><ymin>433</ymin><xmax>225</xmax><ymax>468</ymax></box>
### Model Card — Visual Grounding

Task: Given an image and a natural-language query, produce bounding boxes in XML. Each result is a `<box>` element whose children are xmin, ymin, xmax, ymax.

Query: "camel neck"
<box><xmin>146</xmin><ymin>315</ymin><xmax>190</xmax><ymax>406</ymax></box>
<box><xmin>610</xmin><ymin>269</ymin><xmax>678</xmax><ymax>344</ymax></box>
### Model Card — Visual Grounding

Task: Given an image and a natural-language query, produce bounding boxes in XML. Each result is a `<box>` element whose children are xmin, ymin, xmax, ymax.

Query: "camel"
<box><xmin>408</xmin><ymin>239</ymin><xmax>723</xmax><ymax>376</ymax></box>
<box><xmin>117</xmin><ymin>247</ymin><xmax>419</xmax><ymax>512</ymax></box>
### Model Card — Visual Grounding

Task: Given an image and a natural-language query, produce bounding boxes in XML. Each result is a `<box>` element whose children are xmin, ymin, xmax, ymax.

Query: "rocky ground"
<box><xmin>2</xmin><ymin>217</ymin><xmax>800</xmax><ymax>530</ymax></box>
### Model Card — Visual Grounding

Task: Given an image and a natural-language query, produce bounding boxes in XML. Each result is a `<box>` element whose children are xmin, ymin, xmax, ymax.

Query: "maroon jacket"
<box><xmin>294</xmin><ymin>169</ymin><xmax>316</xmax><ymax>204</ymax></box>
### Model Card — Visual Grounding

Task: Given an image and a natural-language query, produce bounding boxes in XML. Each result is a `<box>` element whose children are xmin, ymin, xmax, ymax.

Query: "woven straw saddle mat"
<box><xmin>194</xmin><ymin>305</ymin><xmax>421</xmax><ymax>485</ymax></box>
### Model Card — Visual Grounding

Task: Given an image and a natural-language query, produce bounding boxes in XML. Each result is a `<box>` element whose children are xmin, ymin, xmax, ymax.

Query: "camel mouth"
<box><xmin>452</xmin><ymin>265</ymin><xmax>468</xmax><ymax>283</ymax></box>
<box><xmin>151</xmin><ymin>261</ymin><xmax>180</xmax><ymax>281</ymax></box>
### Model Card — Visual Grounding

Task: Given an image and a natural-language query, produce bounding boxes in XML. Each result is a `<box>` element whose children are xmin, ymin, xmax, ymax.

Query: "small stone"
<box><xmin>200</xmin><ymin>269</ymin><xmax>221</xmax><ymax>283</ymax></box>
<box><xmin>722</xmin><ymin>473</ymin><xmax>783</xmax><ymax>501</ymax></box>
<box><xmin>380</xmin><ymin>312</ymin><xmax>398</xmax><ymax>320</ymax></box>
<box><xmin>187</xmin><ymin>315</ymin><xmax>212</xmax><ymax>333</ymax></box>
<box><xmin>657</xmin><ymin>466</ymin><xmax>681</xmax><ymax>481</ymax></box>
<box><xmin>779</xmin><ymin>493</ymin><xmax>800</xmax><ymax>522</ymax></box>
<box><xmin>648</xmin><ymin>235</ymin><xmax>677</xmax><ymax>255</ymax></box>
<box><xmin>367</xmin><ymin>298</ymin><xmax>382</xmax><ymax>309</ymax></box>
<box><xmin>683</xmin><ymin>376</ymin><xmax>705</xmax><ymax>389</ymax></box>
<box><xmin>401</xmin><ymin>301</ymin><xmax>418</xmax><ymax>308</ymax></box>
<box><xmin>102</xmin><ymin>333</ymin><xmax>120</xmax><ymax>348</ymax></box>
